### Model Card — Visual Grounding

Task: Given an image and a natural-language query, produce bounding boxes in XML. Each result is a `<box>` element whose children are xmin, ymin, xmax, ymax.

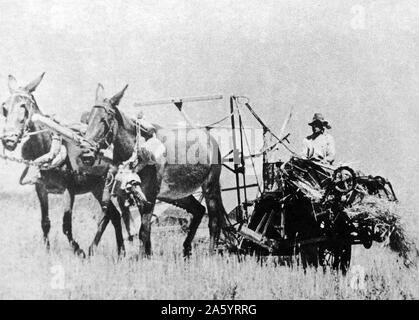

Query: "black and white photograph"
<box><xmin>0</xmin><ymin>0</ymin><xmax>417</xmax><ymax>302</ymax></box>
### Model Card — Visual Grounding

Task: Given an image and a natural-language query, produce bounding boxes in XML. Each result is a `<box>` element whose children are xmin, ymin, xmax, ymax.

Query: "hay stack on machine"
<box><xmin>218</xmin><ymin>96</ymin><xmax>414</xmax><ymax>273</ymax></box>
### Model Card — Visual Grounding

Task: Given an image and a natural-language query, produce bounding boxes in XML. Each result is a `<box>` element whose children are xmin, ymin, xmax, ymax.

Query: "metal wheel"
<box><xmin>332</xmin><ymin>166</ymin><xmax>356</xmax><ymax>194</ymax></box>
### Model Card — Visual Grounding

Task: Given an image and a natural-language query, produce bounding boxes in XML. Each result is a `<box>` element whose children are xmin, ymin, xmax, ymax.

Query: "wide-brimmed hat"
<box><xmin>308</xmin><ymin>113</ymin><xmax>331</xmax><ymax>129</ymax></box>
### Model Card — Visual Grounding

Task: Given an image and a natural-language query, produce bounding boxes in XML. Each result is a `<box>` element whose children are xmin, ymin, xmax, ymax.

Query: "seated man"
<box><xmin>303</xmin><ymin>113</ymin><xmax>335</xmax><ymax>165</ymax></box>
<box><xmin>21</xmin><ymin>131</ymin><xmax>67</xmax><ymax>185</ymax></box>
<box><xmin>105</xmin><ymin>111</ymin><xmax>166</xmax><ymax>210</ymax></box>
<box><xmin>297</xmin><ymin>113</ymin><xmax>336</xmax><ymax>189</ymax></box>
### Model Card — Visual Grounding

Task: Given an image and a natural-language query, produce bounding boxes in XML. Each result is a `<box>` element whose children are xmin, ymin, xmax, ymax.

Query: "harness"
<box><xmin>1</xmin><ymin>93</ymin><xmax>109</xmax><ymax>183</ymax></box>
<box><xmin>91</xmin><ymin>103</ymin><xmax>117</xmax><ymax>150</ymax></box>
<box><xmin>133</xmin><ymin>119</ymin><xmax>145</xmax><ymax>153</ymax></box>
<box><xmin>1</xmin><ymin>91</ymin><xmax>37</xmax><ymax>142</ymax></box>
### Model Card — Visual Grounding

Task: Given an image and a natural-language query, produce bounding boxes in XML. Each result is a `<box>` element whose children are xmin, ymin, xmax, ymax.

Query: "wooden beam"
<box><xmin>133</xmin><ymin>94</ymin><xmax>223</xmax><ymax>107</ymax></box>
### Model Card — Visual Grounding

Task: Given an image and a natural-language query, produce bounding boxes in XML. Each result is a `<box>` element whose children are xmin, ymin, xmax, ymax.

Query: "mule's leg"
<box><xmin>164</xmin><ymin>196</ymin><xmax>206</xmax><ymax>257</ymax></box>
<box><xmin>89</xmin><ymin>189</ymin><xmax>111</xmax><ymax>256</ymax></box>
<box><xmin>62</xmin><ymin>188</ymin><xmax>85</xmax><ymax>257</ymax></box>
<box><xmin>35</xmin><ymin>183</ymin><xmax>50</xmax><ymax>250</ymax></box>
<box><xmin>88</xmin><ymin>210</ymin><xmax>110</xmax><ymax>256</ymax></box>
<box><xmin>118</xmin><ymin>197</ymin><xmax>135</xmax><ymax>242</ymax></box>
<box><xmin>139</xmin><ymin>209</ymin><xmax>153</xmax><ymax>257</ymax></box>
<box><xmin>137</xmin><ymin>166</ymin><xmax>161</xmax><ymax>257</ymax></box>
<box><xmin>90</xmin><ymin>185</ymin><xmax>126</xmax><ymax>257</ymax></box>
<box><xmin>108</xmin><ymin>202</ymin><xmax>126</xmax><ymax>257</ymax></box>
<box><xmin>204</xmin><ymin>196</ymin><xmax>222</xmax><ymax>254</ymax></box>
<box><xmin>202</xmin><ymin>174</ymin><xmax>227</xmax><ymax>254</ymax></box>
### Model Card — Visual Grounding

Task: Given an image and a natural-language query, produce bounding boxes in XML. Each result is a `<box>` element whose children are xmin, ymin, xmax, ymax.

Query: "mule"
<box><xmin>1</xmin><ymin>74</ymin><xmax>127</xmax><ymax>256</ymax></box>
<box><xmin>81</xmin><ymin>84</ymin><xmax>227</xmax><ymax>256</ymax></box>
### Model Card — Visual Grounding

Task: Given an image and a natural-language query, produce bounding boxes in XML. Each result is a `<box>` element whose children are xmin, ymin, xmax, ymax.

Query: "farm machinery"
<box><xmin>2</xmin><ymin>92</ymin><xmax>398</xmax><ymax>271</ymax></box>
<box><xmin>132</xmin><ymin>94</ymin><xmax>399</xmax><ymax>272</ymax></box>
<box><xmin>216</xmin><ymin>96</ymin><xmax>398</xmax><ymax>272</ymax></box>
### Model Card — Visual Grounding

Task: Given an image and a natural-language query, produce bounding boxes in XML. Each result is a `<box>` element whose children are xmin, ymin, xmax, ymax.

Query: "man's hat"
<box><xmin>308</xmin><ymin>113</ymin><xmax>331</xmax><ymax>129</ymax></box>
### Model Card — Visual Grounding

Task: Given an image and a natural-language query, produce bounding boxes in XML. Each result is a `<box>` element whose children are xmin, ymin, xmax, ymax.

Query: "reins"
<box><xmin>90</xmin><ymin>104</ymin><xmax>116</xmax><ymax>151</ymax></box>
<box><xmin>0</xmin><ymin>97</ymin><xmax>109</xmax><ymax>180</ymax></box>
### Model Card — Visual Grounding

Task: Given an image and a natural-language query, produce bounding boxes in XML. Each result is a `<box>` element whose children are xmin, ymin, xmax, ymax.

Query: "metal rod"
<box><xmin>237</xmin><ymin>102</ymin><xmax>249</xmax><ymax>219</ymax></box>
<box><xmin>256</xmin><ymin>211</ymin><xmax>269</xmax><ymax>234</ymax></box>
<box><xmin>244</xmin><ymin>103</ymin><xmax>270</xmax><ymax>133</ymax></box>
<box><xmin>262</xmin><ymin>128</ymin><xmax>268</xmax><ymax>192</ymax></box>
<box><xmin>230</xmin><ymin>96</ymin><xmax>242</xmax><ymax>223</ymax></box>
<box><xmin>222</xmin><ymin>183</ymin><xmax>259</xmax><ymax>192</ymax></box>
<box><xmin>134</xmin><ymin>94</ymin><xmax>223</xmax><ymax>107</ymax></box>
<box><xmin>280</xmin><ymin>206</ymin><xmax>286</xmax><ymax>238</ymax></box>
<box><xmin>262</xmin><ymin>209</ymin><xmax>275</xmax><ymax>236</ymax></box>
<box><xmin>244</xmin><ymin>102</ymin><xmax>298</xmax><ymax>157</ymax></box>
<box><xmin>222</xmin><ymin>163</ymin><xmax>236</xmax><ymax>174</ymax></box>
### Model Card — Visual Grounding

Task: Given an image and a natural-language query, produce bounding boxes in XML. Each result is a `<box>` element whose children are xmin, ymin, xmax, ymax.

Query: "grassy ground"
<box><xmin>0</xmin><ymin>190</ymin><xmax>417</xmax><ymax>300</ymax></box>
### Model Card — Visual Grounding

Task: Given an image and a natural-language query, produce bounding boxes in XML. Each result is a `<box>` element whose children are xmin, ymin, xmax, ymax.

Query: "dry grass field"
<box><xmin>0</xmin><ymin>187</ymin><xmax>417</xmax><ymax>300</ymax></box>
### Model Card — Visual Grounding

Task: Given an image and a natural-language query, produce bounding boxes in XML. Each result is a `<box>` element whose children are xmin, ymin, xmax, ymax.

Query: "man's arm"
<box><xmin>138</xmin><ymin>119</ymin><xmax>156</xmax><ymax>140</ymax></box>
<box><xmin>34</xmin><ymin>134</ymin><xmax>62</xmax><ymax>165</ymax></box>
<box><xmin>325</xmin><ymin>135</ymin><xmax>336</xmax><ymax>163</ymax></box>
<box><xmin>302</xmin><ymin>138</ymin><xmax>313</xmax><ymax>159</ymax></box>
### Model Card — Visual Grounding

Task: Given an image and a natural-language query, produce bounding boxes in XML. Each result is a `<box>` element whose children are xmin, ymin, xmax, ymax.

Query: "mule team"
<box><xmin>1</xmin><ymin>73</ymin><xmax>335</xmax><ymax>258</ymax></box>
<box><xmin>1</xmin><ymin>73</ymin><xmax>229</xmax><ymax>257</ymax></box>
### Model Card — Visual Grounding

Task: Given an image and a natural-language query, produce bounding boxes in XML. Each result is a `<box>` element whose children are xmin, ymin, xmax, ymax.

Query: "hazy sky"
<box><xmin>0</xmin><ymin>0</ymin><xmax>418</xmax><ymax>203</ymax></box>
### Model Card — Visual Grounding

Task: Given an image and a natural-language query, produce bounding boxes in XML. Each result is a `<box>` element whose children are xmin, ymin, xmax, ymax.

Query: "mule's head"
<box><xmin>80</xmin><ymin>83</ymin><xmax>128</xmax><ymax>164</ymax></box>
<box><xmin>1</xmin><ymin>73</ymin><xmax>45</xmax><ymax>151</ymax></box>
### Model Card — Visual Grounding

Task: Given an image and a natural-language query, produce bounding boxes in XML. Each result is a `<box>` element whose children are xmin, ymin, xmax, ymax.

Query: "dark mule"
<box><xmin>1</xmin><ymin>74</ymin><xmax>126</xmax><ymax>256</ymax></box>
<box><xmin>81</xmin><ymin>84</ymin><xmax>227</xmax><ymax>256</ymax></box>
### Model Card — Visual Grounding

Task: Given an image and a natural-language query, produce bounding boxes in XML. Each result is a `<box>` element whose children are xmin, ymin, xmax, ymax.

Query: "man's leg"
<box><xmin>102</xmin><ymin>165</ymin><xmax>118</xmax><ymax>211</ymax></box>
<box><xmin>49</xmin><ymin>145</ymin><xmax>67</xmax><ymax>168</ymax></box>
<box><xmin>20</xmin><ymin>165</ymin><xmax>42</xmax><ymax>185</ymax></box>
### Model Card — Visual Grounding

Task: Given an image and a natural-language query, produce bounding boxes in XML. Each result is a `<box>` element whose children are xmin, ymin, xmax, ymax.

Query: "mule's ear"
<box><xmin>96</xmin><ymin>83</ymin><xmax>105</xmax><ymax>102</ymax></box>
<box><xmin>2</xmin><ymin>104</ymin><xmax>8</xmax><ymax>118</ymax></box>
<box><xmin>24</xmin><ymin>72</ymin><xmax>45</xmax><ymax>93</ymax></box>
<box><xmin>80</xmin><ymin>111</ymin><xmax>90</xmax><ymax>124</ymax></box>
<box><xmin>8</xmin><ymin>75</ymin><xmax>18</xmax><ymax>93</ymax></box>
<box><xmin>110</xmin><ymin>84</ymin><xmax>128</xmax><ymax>107</ymax></box>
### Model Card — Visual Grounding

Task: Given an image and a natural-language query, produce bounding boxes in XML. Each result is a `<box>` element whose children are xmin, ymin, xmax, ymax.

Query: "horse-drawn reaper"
<box><xmin>215</xmin><ymin>96</ymin><xmax>398</xmax><ymax>273</ymax></box>
<box><xmin>1</xmin><ymin>77</ymin><xmax>402</xmax><ymax>269</ymax></box>
<box><xmin>79</xmin><ymin>92</ymin><xmax>398</xmax><ymax>271</ymax></box>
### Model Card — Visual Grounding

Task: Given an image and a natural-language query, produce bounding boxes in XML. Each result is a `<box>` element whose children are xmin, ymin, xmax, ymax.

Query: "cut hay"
<box><xmin>345</xmin><ymin>197</ymin><xmax>419</xmax><ymax>268</ymax></box>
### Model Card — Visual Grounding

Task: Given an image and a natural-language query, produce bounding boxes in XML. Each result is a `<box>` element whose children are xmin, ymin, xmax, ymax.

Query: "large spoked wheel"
<box><xmin>332</xmin><ymin>166</ymin><xmax>356</xmax><ymax>194</ymax></box>
<box><xmin>319</xmin><ymin>242</ymin><xmax>352</xmax><ymax>274</ymax></box>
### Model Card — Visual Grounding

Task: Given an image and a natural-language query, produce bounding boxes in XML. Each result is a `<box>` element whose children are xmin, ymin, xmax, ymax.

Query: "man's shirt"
<box><xmin>302</xmin><ymin>132</ymin><xmax>336</xmax><ymax>164</ymax></box>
